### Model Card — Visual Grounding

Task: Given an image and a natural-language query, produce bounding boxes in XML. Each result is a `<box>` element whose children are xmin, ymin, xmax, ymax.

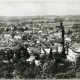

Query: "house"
<box><xmin>67</xmin><ymin>41</ymin><xmax>80</xmax><ymax>62</ymax></box>
<box><xmin>65</xmin><ymin>35</ymin><xmax>71</xmax><ymax>41</ymax></box>
<box><xmin>67</xmin><ymin>48</ymin><xmax>78</xmax><ymax>62</ymax></box>
<box><xmin>14</xmin><ymin>35</ymin><xmax>22</xmax><ymax>40</ymax></box>
<box><xmin>54</xmin><ymin>31</ymin><xmax>61</xmax><ymax>39</ymax></box>
<box><xmin>54</xmin><ymin>43</ymin><xmax>63</xmax><ymax>53</ymax></box>
<box><xmin>38</xmin><ymin>30</ymin><xmax>43</xmax><ymax>33</ymax></box>
<box><xmin>24</xmin><ymin>30</ymin><xmax>32</xmax><ymax>34</ymax></box>
<box><xmin>26</xmin><ymin>55</ymin><xmax>41</xmax><ymax>66</ymax></box>
<box><xmin>4</xmin><ymin>34</ymin><xmax>12</xmax><ymax>39</ymax></box>
<box><xmin>58</xmin><ymin>45</ymin><xmax>63</xmax><ymax>53</ymax></box>
<box><xmin>10</xmin><ymin>26</ymin><xmax>14</xmax><ymax>30</ymax></box>
<box><xmin>0</xmin><ymin>38</ymin><xmax>13</xmax><ymax>47</ymax></box>
<box><xmin>33</xmin><ymin>27</ymin><xmax>40</xmax><ymax>32</ymax></box>
<box><xmin>40</xmin><ymin>46</ymin><xmax>58</xmax><ymax>55</ymax></box>
<box><xmin>35</xmin><ymin>60</ymin><xmax>41</xmax><ymax>66</ymax></box>
<box><xmin>36</xmin><ymin>40</ymin><xmax>40</xmax><ymax>44</ymax></box>
<box><xmin>44</xmin><ymin>48</ymin><xmax>51</xmax><ymax>55</ymax></box>
<box><xmin>0</xmin><ymin>34</ymin><xmax>3</xmax><ymax>40</ymax></box>
<box><xmin>65</xmin><ymin>35</ymin><xmax>71</xmax><ymax>44</ymax></box>
<box><xmin>27</xmin><ymin>56</ymin><xmax>35</xmax><ymax>62</ymax></box>
<box><xmin>40</xmin><ymin>48</ymin><xmax>51</xmax><ymax>55</ymax></box>
<box><xmin>27</xmin><ymin>47</ymin><xmax>31</xmax><ymax>54</ymax></box>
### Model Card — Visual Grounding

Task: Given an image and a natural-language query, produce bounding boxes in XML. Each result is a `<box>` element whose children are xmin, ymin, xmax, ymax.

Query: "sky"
<box><xmin>0</xmin><ymin>0</ymin><xmax>80</xmax><ymax>16</ymax></box>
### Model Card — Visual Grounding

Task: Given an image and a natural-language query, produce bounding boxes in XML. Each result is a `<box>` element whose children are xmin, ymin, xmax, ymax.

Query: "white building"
<box><xmin>54</xmin><ymin>31</ymin><xmax>61</xmax><ymax>39</ymax></box>
<box><xmin>14</xmin><ymin>35</ymin><xmax>22</xmax><ymax>40</ymax></box>
<box><xmin>67</xmin><ymin>42</ymin><xmax>80</xmax><ymax>62</ymax></box>
<box><xmin>4</xmin><ymin>34</ymin><xmax>12</xmax><ymax>39</ymax></box>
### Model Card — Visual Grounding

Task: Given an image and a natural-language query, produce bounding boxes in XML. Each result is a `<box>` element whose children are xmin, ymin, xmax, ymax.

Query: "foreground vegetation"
<box><xmin>0</xmin><ymin>44</ymin><xmax>80</xmax><ymax>79</ymax></box>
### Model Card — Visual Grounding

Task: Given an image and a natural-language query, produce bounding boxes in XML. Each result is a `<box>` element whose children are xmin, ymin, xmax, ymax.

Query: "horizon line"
<box><xmin>0</xmin><ymin>15</ymin><xmax>80</xmax><ymax>17</ymax></box>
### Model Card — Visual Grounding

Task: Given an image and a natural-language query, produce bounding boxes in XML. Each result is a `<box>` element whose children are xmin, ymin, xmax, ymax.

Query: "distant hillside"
<box><xmin>0</xmin><ymin>15</ymin><xmax>80</xmax><ymax>25</ymax></box>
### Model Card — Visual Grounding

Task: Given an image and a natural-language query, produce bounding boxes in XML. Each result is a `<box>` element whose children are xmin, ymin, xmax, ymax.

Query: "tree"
<box><xmin>60</xmin><ymin>21</ymin><xmax>66</xmax><ymax>59</ymax></box>
<box><xmin>16</xmin><ymin>45</ymin><xmax>30</xmax><ymax>61</ymax></box>
<box><xmin>54</xmin><ymin>17</ymin><xmax>65</xmax><ymax>22</ymax></box>
<box><xmin>75</xmin><ymin>56</ymin><xmax>80</xmax><ymax>72</ymax></box>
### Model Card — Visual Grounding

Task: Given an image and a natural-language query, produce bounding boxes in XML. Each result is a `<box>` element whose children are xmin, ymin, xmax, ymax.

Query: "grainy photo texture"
<box><xmin>0</xmin><ymin>0</ymin><xmax>80</xmax><ymax>79</ymax></box>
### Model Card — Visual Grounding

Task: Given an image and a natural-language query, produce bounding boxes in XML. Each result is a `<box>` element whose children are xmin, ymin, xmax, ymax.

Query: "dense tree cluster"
<box><xmin>0</xmin><ymin>44</ymin><xmax>80</xmax><ymax>79</ymax></box>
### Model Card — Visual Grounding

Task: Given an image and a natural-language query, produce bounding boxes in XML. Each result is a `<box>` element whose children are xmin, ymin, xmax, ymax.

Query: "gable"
<box><xmin>67</xmin><ymin>48</ymin><xmax>78</xmax><ymax>62</ymax></box>
<box><xmin>69</xmin><ymin>41</ymin><xmax>80</xmax><ymax>53</ymax></box>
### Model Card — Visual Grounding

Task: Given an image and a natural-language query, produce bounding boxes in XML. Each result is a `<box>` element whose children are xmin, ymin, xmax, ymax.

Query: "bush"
<box><xmin>76</xmin><ymin>72</ymin><xmax>80</xmax><ymax>78</ymax></box>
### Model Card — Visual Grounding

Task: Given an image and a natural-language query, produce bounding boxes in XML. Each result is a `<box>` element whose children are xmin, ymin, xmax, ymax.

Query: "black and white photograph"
<box><xmin>0</xmin><ymin>0</ymin><xmax>80</xmax><ymax>79</ymax></box>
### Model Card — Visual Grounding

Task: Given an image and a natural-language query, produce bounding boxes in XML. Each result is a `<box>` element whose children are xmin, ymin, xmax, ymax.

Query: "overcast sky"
<box><xmin>0</xmin><ymin>0</ymin><xmax>80</xmax><ymax>16</ymax></box>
